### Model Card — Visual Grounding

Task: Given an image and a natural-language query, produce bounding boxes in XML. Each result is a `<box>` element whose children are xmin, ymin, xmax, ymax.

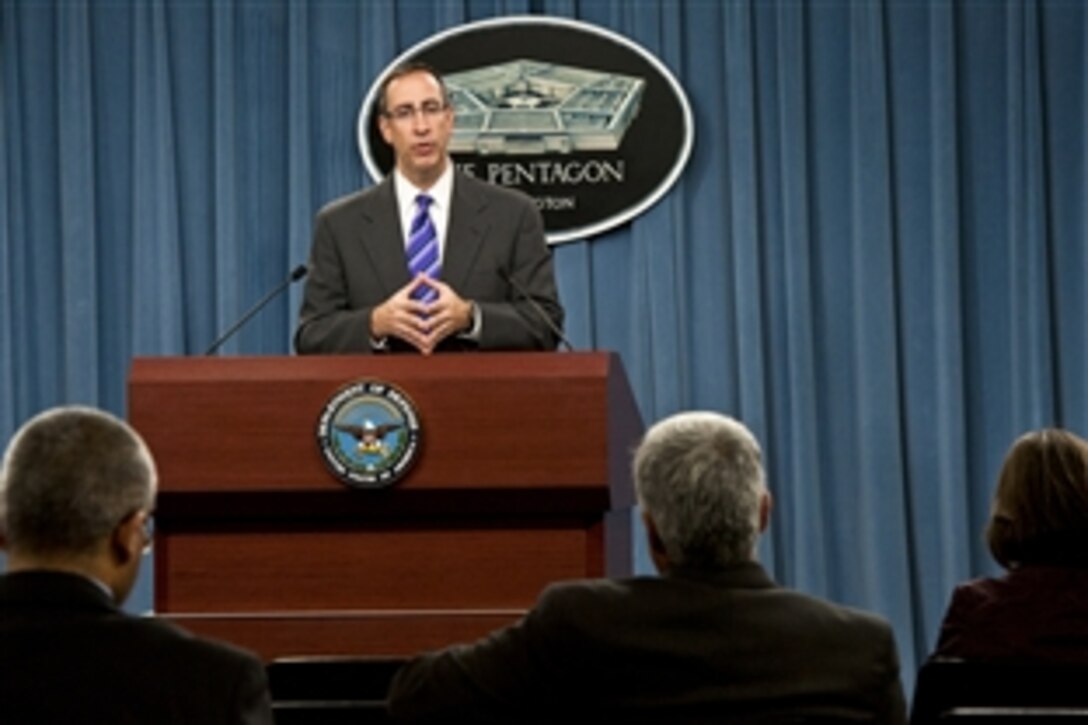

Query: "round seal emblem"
<box><xmin>317</xmin><ymin>380</ymin><xmax>421</xmax><ymax>489</ymax></box>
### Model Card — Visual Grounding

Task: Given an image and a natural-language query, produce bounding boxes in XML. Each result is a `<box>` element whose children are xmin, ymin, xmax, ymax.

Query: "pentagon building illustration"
<box><xmin>446</xmin><ymin>60</ymin><xmax>645</xmax><ymax>155</ymax></box>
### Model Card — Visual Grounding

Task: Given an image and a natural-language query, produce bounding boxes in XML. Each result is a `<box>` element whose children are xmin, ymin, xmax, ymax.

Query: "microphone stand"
<box><xmin>204</xmin><ymin>264</ymin><xmax>308</xmax><ymax>355</ymax></box>
<box><xmin>499</xmin><ymin>268</ymin><xmax>574</xmax><ymax>352</ymax></box>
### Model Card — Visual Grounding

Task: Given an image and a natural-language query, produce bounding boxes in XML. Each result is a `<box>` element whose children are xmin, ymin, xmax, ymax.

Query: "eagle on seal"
<box><xmin>336</xmin><ymin>419</ymin><xmax>403</xmax><ymax>455</ymax></box>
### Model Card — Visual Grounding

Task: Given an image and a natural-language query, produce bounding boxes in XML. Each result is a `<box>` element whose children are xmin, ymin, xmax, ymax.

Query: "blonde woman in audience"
<box><xmin>933</xmin><ymin>428</ymin><xmax>1088</xmax><ymax>661</ymax></box>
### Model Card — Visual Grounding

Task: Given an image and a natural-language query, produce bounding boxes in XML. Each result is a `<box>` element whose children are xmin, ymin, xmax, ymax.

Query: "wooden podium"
<box><xmin>128</xmin><ymin>352</ymin><xmax>643</xmax><ymax>660</ymax></box>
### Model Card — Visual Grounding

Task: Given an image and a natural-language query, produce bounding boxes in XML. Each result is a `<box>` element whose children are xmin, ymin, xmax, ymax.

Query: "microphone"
<box><xmin>204</xmin><ymin>264</ymin><xmax>308</xmax><ymax>355</ymax></box>
<box><xmin>499</xmin><ymin>268</ymin><xmax>574</xmax><ymax>352</ymax></box>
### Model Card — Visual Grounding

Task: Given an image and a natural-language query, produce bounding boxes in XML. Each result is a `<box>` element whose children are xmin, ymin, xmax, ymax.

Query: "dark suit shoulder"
<box><xmin>455</xmin><ymin>170</ymin><xmax>537</xmax><ymax>210</ymax></box>
<box><xmin>537</xmin><ymin>573</ymin><xmax>895</xmax><ymax>648</ymax></box>
<box><xmin>535</xmin><ymin>576</ymin><xmax>645</xmax><ymax>609</ymax></box>
<box><xmin>0</xmin><ymin>603</ymin><xmax>270</xmax><ymax>723</ymax></box>
<box><xmin>763</xmin><ymin>585</ymin><xmax>897</xmax><ymax>636</ymax></box>
<box><xmin>123</xmin><ymin>615</ymin><xmax>264</xmax><ymax>669</ymax></box>
<box><xmin>532</xmin><ymin>575</ymin><xmax>727</xmax><ymax>634</ymax></box>
<box><xmin>317</xmin><ymin>179</ymin><xmax>392</xmax><ymax>221</ymax></box>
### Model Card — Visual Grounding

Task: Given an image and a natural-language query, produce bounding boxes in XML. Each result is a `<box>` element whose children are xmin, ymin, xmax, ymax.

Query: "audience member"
<box><xmin>387</xmin><ymin>411</ymin><xmax>906</xmax><ymax>723</ymax></box>
<box><xmin>930</xmin><ymin>428</ymin><xmax>1088</xmax><ymax>662</ymax></box>
<box><xmin>0</xmin><ymin>405</ymin><xmax>273</xmax><ymax>724</ymax></box>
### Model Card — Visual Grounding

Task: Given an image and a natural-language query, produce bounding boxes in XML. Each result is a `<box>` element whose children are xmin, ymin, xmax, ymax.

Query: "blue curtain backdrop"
<box><xmin>4</xmin><ymin>0</ymin><xmax>1088</xmax><ymax>691</ymax></box>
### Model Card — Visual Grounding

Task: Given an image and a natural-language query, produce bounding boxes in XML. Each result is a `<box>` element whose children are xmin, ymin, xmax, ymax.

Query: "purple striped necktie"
<box><xmin>406</xmin><ymin>193</ymin><xmax>439</xmax><ymax>303</ymax></box>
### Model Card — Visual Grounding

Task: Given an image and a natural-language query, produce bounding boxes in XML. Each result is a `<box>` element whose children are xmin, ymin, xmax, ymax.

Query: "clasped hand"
<box><xmin>370</xmin><ymin>274</ymin><xmax>473</xmax><ymax>355</ymax></box>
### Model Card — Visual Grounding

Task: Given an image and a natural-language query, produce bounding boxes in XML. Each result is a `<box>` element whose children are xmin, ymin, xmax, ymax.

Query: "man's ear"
<box><xmin>758</xmin><ymin>490</ymin><xmax>773</xmax><ymax>534</ymax></box>
<box><xmin>378</xmin><ymin>115</ymin><xmax>393</xmax><ymax>145</ymax></box>
<box><xmin>111</xmin><ymin>511</ymin><xmax>145</xmax><ymax>566</ymax></box>
<box><xmin>641</xmin><ymin>510</ymin><xmax>670</xmax><ymax>573</ymax></box>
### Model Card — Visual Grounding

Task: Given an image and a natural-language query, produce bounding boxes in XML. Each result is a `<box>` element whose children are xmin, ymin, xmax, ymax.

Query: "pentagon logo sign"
<box><xmin>317</xmin><ymin>380</ymin><xmax>421</xmax><ymax>489</ymax></box>
<box><xmin>359</xmin><ymin>16</ymin><xmax>694</xmax><ymax>244</ymax></box>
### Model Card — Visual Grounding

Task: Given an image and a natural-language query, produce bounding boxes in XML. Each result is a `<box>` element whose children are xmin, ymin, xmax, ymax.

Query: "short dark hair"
<box><xmin>0</xmin><ymin>406</ymin><xmax>156</xmax><ymax>556</ymax></box>
<box><xmin>986</xmin><ymin>428</ymin><xmax>1088</xmax><ymax>568</ymax></box>
<box><xmin>377</xmin><ymin>61</ymin><xmax>449</xmax><ymax>116</ymax></box>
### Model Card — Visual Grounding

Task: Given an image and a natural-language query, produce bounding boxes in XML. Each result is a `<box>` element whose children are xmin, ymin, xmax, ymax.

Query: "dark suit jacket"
<box><xmin>295</xmin><ymin>171</ymin><xmax>564</xmax><ymax>354</ymax></box>
<box><xmin>932</xmin><ymin>565</ymin><xmax>1088</xmax><ymax>662</ymax></box>
<box><xmin>0</xmin><ymin>570</ymin><xmax>273</xmax><ymax>724</ymax></box>
<box><xmin>387</xmin><ymin>563</ymin><xmax>906</xmax><ymax>724</ymax></box>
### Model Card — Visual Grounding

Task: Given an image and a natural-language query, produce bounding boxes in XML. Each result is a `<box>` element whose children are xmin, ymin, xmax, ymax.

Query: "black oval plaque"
<box><xmin>358</xmin><ymin>16</ymin><xmax>694</xmax><ymax>244</ymax></box>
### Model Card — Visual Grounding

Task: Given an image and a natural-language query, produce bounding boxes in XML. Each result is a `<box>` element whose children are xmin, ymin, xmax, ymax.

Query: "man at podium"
<box><xmin>295</xmin><ymin>61</ymin><xmax>564</xmax><ymax>355</ymax></box>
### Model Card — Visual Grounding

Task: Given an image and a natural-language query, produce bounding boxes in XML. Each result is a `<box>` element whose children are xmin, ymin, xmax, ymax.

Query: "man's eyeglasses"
<box><xmin>141</xmin><ymin>511</ymin><xmax>155</xmax><ymax>555</ymax></box>
<box><xmin>384</xmin><ymin>101</ymin><xmax>448</xmax><ymax>123</ymax></box>
<box><xmin>120</xmin><ymin>508</ymin><xmax>155</xmax><ymax>555</ymax></box>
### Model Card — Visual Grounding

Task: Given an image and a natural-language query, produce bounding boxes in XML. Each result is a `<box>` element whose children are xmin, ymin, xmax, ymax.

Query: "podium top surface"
<box><xmin>131</xmin><ymin>351</ymin><xmax>616</xmax><ymax>383</ymax></box>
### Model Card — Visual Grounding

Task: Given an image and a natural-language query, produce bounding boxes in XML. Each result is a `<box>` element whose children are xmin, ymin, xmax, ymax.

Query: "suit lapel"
<box><xmin>442</xmin><ymin>172</ymin><xmax>487</xmax><ymax>291</ymax></box>
<box><xmin>359</xmin><ymin>178</ymin><xmax>412</xmax><ymax>297</ymax></box>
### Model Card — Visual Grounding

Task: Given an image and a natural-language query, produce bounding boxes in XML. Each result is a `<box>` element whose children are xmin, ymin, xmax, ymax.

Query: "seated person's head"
<box><xmin>633</xmin><ymin>411</ymin><xmax>770</xmax><ymax>572</ymax></box>
<box><xmin>986</xmin><ymin>428</ymin><xmax>1088</xmax><ymax>569</ymax></box>
<box><xmin>0</xmin><ymin>406</ymin><xmax>157</xmax><ymax>602</ymax></box>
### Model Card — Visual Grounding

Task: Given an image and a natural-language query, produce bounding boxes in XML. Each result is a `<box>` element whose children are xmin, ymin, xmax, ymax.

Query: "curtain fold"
<box><xmin>0</xmin><ymin>2</ymin><xmax>12</xmax><ymax>440</ymax></box>
<box><xmin>211</xmin><ymin>1</ymin><xmax>242</xmax><ymax>355</ymax></box>
<box><xmin>285</xmin><ymin>0</ymin><xmax>313</xmax><ymax>347</ymax></box>
<box><xmin>131</xmin><ymin>0</ymin><xmax>184</xmax><ymax>355</ymax></box>
<box><xmin>5</xmin><ymin>0</ymin><xmax>1088</xmax><ymax>686</ymax></box>
<box><xmin>58</xmin><ymin>1</ymin><xmax>99</xmax><ymax>400</ymax></box>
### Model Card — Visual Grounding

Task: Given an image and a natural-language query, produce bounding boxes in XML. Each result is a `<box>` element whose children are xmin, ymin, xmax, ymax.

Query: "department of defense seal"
<box><xmin>317</xmin><ymin>380</ymin><xmax>421</xmax><ymax>489</ymax></box>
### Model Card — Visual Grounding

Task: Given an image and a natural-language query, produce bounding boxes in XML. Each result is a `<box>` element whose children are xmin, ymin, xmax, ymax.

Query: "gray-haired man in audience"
<box><xmin>0</xmin><ymin>405</ymin><xmax>273</xmax><ymax>723</ymax></box>
<box><xmin>388</xmin><ymin>410</ymin><xmax>906</xmax><ymax>723</ymax></box>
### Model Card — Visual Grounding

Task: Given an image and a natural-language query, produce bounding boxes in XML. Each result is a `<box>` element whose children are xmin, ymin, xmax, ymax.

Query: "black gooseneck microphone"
<box><xmin>204</xmin><ymin>264</ymin><xmax>308</xmax><ymax>355</ymax></box>
<box><xmin>499</xmin><ymin>268</ymin><xmax>575</xmax><ymax>352</ymax></box>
